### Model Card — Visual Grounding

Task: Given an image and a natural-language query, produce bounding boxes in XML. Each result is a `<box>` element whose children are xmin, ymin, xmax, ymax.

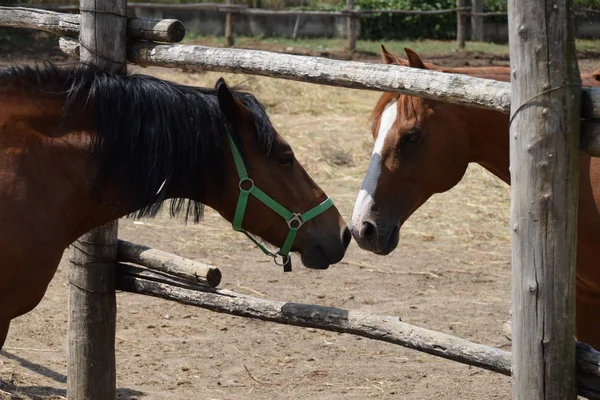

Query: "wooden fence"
<box><xmin>2</xmin><ymin>2</ymin><xmax>600</xmax><ymax>399</ymax></box>
<box><xmin>9</xmin><ymin>1</ymin><xmax>588</xmax><ymax>50</ymax></box>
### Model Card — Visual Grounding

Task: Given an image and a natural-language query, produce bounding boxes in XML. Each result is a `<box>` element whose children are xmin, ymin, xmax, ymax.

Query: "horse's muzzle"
<box><xmin>352</xmin><ymin>219</ymin><xmax>399</xmax><ymax>255</ymax></box>
<box><xmin>300</xmin><ymin>225</ymin><xmax>351</xmax><ymax>269</ymax></box>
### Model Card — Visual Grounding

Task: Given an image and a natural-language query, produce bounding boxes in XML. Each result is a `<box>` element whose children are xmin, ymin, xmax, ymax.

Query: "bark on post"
<box><xmin>470</xmin><ymin>0</ymin><xmax>484</xmax><ymax>41</ymax></box>
<box><xmin>508</xmin><ymin>0</ymin><xmax>580</xmax><ymax>399</ymax></box>
<box><xmin>67</xmin><ymin>0</ymin><xmax>127</xmax><ymax>398</ymax></box>
<box><xmin>225</xmin><ymin>0</ymin><xmax>234</xmax><ymax>47</ymax></box>
<box><xmin>456</xmin><ymin>0</ymin><xmax>466</xmax><ymax>49</ymax></box>
<box><xmin>346</xmin><ymin>0</ymin><xmax>356</xmax><ymax>52</ymax></box>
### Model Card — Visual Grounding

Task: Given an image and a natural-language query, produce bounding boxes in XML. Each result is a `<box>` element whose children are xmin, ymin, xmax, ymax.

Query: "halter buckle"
<box><xmin>286</xmin><ymin>213</ymin><xmax>303</xmax><ymax>230</ymax></box>
<box><xmin>273</xmin><ymin>253</ymin><xmax>292</xmax><ymax>271</ymax></box>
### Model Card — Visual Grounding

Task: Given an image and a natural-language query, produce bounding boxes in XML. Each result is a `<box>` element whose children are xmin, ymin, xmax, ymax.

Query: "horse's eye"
<box><xmin>399</xmin><ymin>128</ymin><xmax>422</xmax><ymax>146</ymax></box>
<box><xmin>279</xmin><ymin>152</ymin><xmax>295</xmax><ymax>166</ymax></box>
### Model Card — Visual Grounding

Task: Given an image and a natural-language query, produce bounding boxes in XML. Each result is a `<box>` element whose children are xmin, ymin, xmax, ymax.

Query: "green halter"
<box><xmin>227</xmin><ymin>130</ymin><xmax>334</xmax><ymax>272</ymax></box>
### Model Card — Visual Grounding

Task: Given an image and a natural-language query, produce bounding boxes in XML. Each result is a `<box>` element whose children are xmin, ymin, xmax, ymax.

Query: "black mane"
<box><xmin>0</xmin><ymin>63</ymin><xmax>276</xmax><ymax>222</ymax></box>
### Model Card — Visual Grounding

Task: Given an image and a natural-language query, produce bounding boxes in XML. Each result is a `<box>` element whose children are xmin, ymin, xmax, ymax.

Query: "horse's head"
<box><xmin>351</xmin><ymin>47</ymin><xmax>471</xmax><ymax>255</ymax></box>
<box><xmin>209</xmin><ymin>78</ymin><xmax>351</xmax><ymax>269</ymax></box>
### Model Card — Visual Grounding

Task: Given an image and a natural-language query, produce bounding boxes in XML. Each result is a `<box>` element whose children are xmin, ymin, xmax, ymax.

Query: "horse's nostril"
<box><xmin>341</xmin><ymin>227</ymin><xmax>352</xmax><ymax>249</ymax></box>
<box><xmin>360</xmin><ymin>221</ymin><xmax>377</xmax><ymax>241</ymax></box>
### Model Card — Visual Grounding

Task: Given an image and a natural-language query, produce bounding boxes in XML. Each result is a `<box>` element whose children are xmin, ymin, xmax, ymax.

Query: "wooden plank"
<box><xmin>117</xmin><ymin>240</ymin><xmax>222</xmax><ymax>288</ymax></box>
<box><xmin>470</xmin><ymin>0</ymin><xmax>484</xmax><ymax>41</ymax></box>
<box><xmin>508</xmin><ymin>0</ymin><xmax>579</xmax><ymax>399</ymax></box>
<box><xmin>0</xmin><ymin>6</ymin><xmax>185</xmax><ymax>42</ymax></box>
<box><xmin>67</xmin><ymin>0</ymin><xmax>127</xmax><ymax>398</ymax></box>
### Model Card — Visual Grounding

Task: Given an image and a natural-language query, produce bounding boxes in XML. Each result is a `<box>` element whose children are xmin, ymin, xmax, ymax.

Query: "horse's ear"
<box><xmin>216</xmin><ymin>77</ymin><xmax>239</xmax><ymax>123</ymax></box>
<box><xmin>404</xmin><ymin>48</ymin><xmax>427</xmax><ymax>69</ymax></box>
<box><xmin>381</xmin><ymin>44</ymin><xmax>395</xmax><ymax>64</ymax></box>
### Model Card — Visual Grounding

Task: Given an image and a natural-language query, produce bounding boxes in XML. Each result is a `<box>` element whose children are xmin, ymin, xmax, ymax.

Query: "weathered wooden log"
<box><xmin>15</xmin><ymin>2</ymin><xmax>247</xmax><ymax>12</ymax></box>
<box><xmin>116</xmin><ymin>264</ymin><xmax>512</xmax><ymax>375</ymax></box>
<box><xmin>508</xmin><ymin>0</ymin><xmax>580</xmax><ymax>398</ymax></box>
<box><xmin>68</xmin><ymin>222</ymin><xmax>118</xmax><ymax>400</ymax></box>
<box><xmin>456</xmin><ymin>0</ymin><xmax>466</xmax><ymax>49</ymax></box>
<box><xmin>230</xmin><ymin>7</ymin><xmax>471</xmax><ymax>16</ymax></box>
<box><xmin>67</xmin><ymin>0</ymin><xmax>127</xmax><ymax>398</ymax></box>
<box><xmin>114</xmin><ymin>266</ymin><xmax>600</xmax><ymax>398</ymax></box>
<box><xmin>58</xmin><ymin>37</ymin><xmax>513</xmax><ymax>111</ymax></box>
<box><xmin>58</xmin><ymin>37</ymin><xmax>600</xmax><ymax>157</ymax></box>
<box><xmin>0</xmin><ymin>6</ymin><xmax>185</xmax><ymax>43</ymax></box>
<box><xmin>128</xmin><ymin>2</ymin><xmax>247</xmax><ymax>11</ymax></box>
<box><xmin>117</xmin><ymin>240</ymin><xmax>221</xmax><ymax>288</ymax></box>
<box><xmin>57</xmin><ymin>37</ymin><xmax>600</xmax><ymax>118</ymax></box>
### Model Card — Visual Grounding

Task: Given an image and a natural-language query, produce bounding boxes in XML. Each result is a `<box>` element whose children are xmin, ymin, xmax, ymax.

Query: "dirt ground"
<box><xmin>1</xmin><ymin>36</ymin><xmax>598</xmax><ymax>399</ymax></box>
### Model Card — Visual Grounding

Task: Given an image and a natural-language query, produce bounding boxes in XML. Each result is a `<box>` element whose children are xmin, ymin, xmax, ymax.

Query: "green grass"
<box><xmin>184</xmin><ymin>34</ymin><xmax>600</xmax><ymax>56</ymax></box>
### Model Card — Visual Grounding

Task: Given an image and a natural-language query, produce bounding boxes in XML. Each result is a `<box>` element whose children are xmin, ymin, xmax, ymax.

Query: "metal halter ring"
<box><xmin>239</xmin><ymin>178</ymin><xmax>254</xmax><ymax>192</ymax></box>
<box><xmin>286</xmin><ymin>213</ymin><xmax>303</xmax><ymax>229</ymax></box>
<box><xmin>273</xmin><ymin>253</ymin><xmax>290</xmax><ymax>267</ymax></box>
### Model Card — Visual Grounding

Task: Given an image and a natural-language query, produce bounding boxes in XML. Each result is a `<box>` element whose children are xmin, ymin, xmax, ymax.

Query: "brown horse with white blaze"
<box><xmin>0</xmin><ymin>64</ymin><xmax>351</xmax><ymax>349</ymax></box>
<box><xmin>351</xmin><ymin>46</ymin><xmax>600</xmax><ymax>348</ymax></box>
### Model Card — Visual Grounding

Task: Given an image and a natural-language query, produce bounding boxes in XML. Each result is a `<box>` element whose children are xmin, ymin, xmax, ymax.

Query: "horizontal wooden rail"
<box><xmin>117</xmin><ymin>264</ymin><xmax>512</xmax><ymax>374</ymax></box>
<box><xmin>4</xmin><ymin>3</ymin><xmax>595</xmax><ymax>18</ymax></box>
<box><xmin>0</xmin><ymin>3</ymin><xmax>248</xmax><ymax>11</ymax></box>
<box><xmin>128</xmin><ymin>2</ymin><xmax>247</xmax><ymax>10</ymax></box>
<box><xmin>117</xmin><ymin>240</ymin><xmax>221</xmax><ymax>288</ymax></box>
<box><xmin>233</xmin><ymin>7</ymin><xmax>471</xmax><ymax>17</ymax></box>
<box><xmin>115</xmin><ymin>265</ymin><xmax>600</xmax><ymax>398</ymax></box>
<box><xmin>58</xmin><ymin>37</ymin><xmax>600</xmax><ymax>156</ymax></box>
<box><xmin>0</xmin><ymin>6</ymin><xmax>185</xmax><ymax>42</ymax></box>
<box><xmin>58</xmin><ymin>37</ymin><xmax>514</xmax><ymax>110</ymax></box>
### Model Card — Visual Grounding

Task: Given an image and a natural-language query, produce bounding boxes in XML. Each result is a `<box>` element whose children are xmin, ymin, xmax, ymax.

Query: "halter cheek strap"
<box><xmin>227</xmin><ymin>130</ymin><xmax>334</xmax><ymax>272</ymax></box>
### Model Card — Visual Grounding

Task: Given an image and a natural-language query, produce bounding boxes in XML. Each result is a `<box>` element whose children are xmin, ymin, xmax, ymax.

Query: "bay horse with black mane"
<box><xmin>0</xmin><ymin>64</ymin><xmax>351</xmax><ymax>349</ymax></box>
<box><xmin>351</xmin><ymin>46</ymin><xmax>600</xmax><ymax>348</ymax></box>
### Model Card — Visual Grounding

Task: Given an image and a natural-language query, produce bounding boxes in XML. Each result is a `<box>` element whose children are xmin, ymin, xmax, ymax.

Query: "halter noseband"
<box><xmin>227</xmin><ymin>130</ymin><xmax>334</xmax><ymax>272</ymax></box>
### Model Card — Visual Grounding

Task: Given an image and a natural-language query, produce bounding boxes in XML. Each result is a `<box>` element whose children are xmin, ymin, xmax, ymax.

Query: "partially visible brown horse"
<box><xmin>0</xmin><ymin>64</ymin><xmax>351</xmax><ymax>349</ymax></box>
<box><xmin>351</xmin><ymin>46</ymin><xmax>600</xmax><ymax>348</ymax></box>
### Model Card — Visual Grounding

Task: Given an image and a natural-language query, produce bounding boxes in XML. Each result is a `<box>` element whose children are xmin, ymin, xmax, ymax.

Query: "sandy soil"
<box><xmin>0</xmin><ymin>37</ymin><xmax>598</xmax><ymax>400</ymax></box>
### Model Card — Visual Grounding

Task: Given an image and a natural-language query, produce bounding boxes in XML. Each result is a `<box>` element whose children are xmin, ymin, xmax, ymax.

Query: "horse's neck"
<box><xmin>446</xmin><ymin>67</ymin><xmax>511</xmax><ymax>184</ymax></box>
<box><xmin>465</xmin><ymin>109</ymin><xmax>511</xmax><ymax>184</ymax></box>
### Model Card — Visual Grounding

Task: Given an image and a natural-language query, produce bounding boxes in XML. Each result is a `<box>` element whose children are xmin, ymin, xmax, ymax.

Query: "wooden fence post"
<box><xmin>67</xmin><ymin>0</ymin><xmax>126</xmax><ymax>398</ymax></box>
<box><xmin>456</xmin><ymin>0</ymin><xmax>466</xmax><ymax>49</ymax></box>
<box><xmin>347</xmin><ymin>0</ymin><xmax>356</xmax><ymax>52</ymax></box>
<box><xmin>471</xmin><ymin>0</ymin><xmax>483</xmax><ymax>41</ymax></box>
<box><xmin>508</xmin><ymin>0</ymin><xmax>580</xmax><ymax>399</ymax></box>
<box><xmin>225</xmin><ymin>0</ymin><xmax>234</xmax><ymax>47</ymax></box>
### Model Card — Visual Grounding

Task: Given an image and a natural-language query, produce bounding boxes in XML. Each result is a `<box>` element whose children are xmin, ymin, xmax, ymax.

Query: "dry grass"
<box><xmin>127</xmin><ymin>65</ymin><xmax>511</xmax><ymax>261</ymax></box>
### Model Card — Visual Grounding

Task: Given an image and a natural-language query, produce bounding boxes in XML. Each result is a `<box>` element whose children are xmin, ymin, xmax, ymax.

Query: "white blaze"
<box><xmin>351</xmin><ymin>101</ymin><xmax>397</xmax><ymax>231</ymax></box>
